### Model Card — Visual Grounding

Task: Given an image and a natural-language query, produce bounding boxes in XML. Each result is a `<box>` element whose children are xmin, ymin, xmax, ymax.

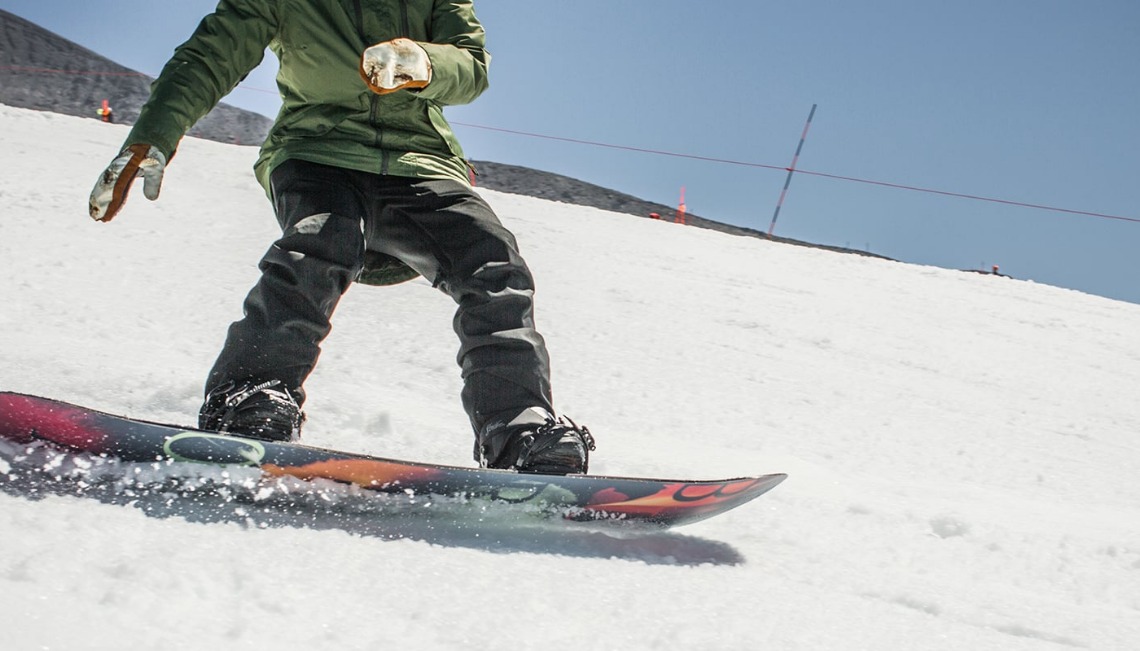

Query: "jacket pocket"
<box><xmin>269</xmin><ymin>104</ymin><xmax>352</xmax><ymax>143</ymax></box>
<box><xmin>425</xmin><ymin>103</ymin><xmax>464</xmax><ymax>159</ymax></box>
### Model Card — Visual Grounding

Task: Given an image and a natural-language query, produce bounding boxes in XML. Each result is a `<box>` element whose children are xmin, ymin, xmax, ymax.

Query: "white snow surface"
<box><xmin>1</xmin><ymin>105</ymin><xmax>1139</xmax><ymax>650</ymax></box>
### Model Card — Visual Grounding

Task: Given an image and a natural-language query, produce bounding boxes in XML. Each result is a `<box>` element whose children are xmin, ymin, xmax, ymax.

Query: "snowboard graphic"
<box><xmin>0</xmin><ymin>392</ymin><xmax>785</xmax><ymax>528</ymax></box>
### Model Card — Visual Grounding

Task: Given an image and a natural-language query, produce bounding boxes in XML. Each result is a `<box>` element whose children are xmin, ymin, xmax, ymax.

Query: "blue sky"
<box><xmin>5</xmin><ymin>0</ymin><xmax>1139</xmax><ymax>304</ymax></box>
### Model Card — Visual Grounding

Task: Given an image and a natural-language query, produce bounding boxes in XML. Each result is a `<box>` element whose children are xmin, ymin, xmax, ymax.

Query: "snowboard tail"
<box><xmin>0</xmin><ymin>392</ymin><xmax>785</xmax><ymax>528</ymax></box>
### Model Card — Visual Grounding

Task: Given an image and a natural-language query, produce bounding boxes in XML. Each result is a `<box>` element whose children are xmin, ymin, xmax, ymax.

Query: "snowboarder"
<box><xmin>86</xmin><ymin>0</ymin><xmax>593</xmax><ymax>475</ymax></box>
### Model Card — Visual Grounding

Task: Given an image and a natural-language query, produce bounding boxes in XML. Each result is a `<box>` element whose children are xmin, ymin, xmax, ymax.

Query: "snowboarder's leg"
<box><xmin>361</xmin><ymin>178</ymin><xmax>554</xmax><ymax>434</ymax></box>
<box><xmin>361</xmin><ymin>176</ymin><xmax>593</xmax><ymax>473</ymax></box>
<box><xmin>201</xmin><ymin>160</ymin><xmax>366</xmax><ymax>434</ymax></box>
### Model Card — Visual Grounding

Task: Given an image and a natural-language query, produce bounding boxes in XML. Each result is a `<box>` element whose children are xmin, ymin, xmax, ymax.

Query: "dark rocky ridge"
<box><xmin>468</xmin><ymin>159</ymin><xmax>881</xmax><ymax>256</ymax></box>
<box><xmin>0</xmin><ymin>9</ymin><xmax>271</xmax><ymax>145</ymax></box>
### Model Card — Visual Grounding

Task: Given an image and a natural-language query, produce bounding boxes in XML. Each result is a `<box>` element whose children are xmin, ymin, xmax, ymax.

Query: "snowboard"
<box><xmin>0</xmin><ymin>391</ymin><xmax>785</xmax><ymax>529</ymax></box>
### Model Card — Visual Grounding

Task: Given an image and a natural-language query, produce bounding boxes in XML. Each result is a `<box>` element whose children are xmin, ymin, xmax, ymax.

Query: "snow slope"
<box><xmin>1</xmin><ymin>105</ymin><xmax>1138</xmax><ymax>650</ymax></box>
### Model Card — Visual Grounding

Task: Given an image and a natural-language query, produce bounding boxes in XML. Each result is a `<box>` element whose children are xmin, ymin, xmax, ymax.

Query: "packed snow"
<box><xmin>1</xmin><ymin>104</ymin><xmax>1138</xmax><ymax>650</ymax></box>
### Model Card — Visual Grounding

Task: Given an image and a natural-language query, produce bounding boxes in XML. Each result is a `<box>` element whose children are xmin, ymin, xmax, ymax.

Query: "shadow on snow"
<box><xmin>0</xmin><ymin>441</ymin><xmax>745</xmax><ymax>567</ymax></box>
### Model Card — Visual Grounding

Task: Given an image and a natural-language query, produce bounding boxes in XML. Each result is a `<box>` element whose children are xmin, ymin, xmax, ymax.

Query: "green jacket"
<box><xmin>125</xmin><ymin>0</ymin><xmax>489</xmax><ymax>192</ymax></box>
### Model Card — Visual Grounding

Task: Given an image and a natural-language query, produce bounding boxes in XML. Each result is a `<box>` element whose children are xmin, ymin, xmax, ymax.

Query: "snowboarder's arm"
<box><xmin>408</xmin><ymin>0</ymin><xmax>490</xmax><ymax>106</ymax></box>
<box><xmin>90</xmin><ymin>0</ymin><xmax>275</xmax><ymax>222</ymax></box>
<box><xmin>124</xmin><ymin>0</ymin><xmax>278</xmax><ymax>159</ymax></box>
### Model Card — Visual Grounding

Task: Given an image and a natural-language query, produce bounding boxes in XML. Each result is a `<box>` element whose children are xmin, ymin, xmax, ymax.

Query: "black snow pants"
<box><xmin>204</xmin><ymin>159</ymin><xmax>554</xmax><ymax>444</ymax></box>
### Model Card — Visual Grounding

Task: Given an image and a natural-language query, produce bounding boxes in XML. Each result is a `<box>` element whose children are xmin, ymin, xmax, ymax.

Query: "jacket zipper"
<box><xmin>381</xmin><ymin>0</ymin><xmax>412</xmax><ymax>175</ymax></box>
<box><xmin>353</xmin><ymin>0</ymin><xmax>390</xmax><ymax>174</ymax></box>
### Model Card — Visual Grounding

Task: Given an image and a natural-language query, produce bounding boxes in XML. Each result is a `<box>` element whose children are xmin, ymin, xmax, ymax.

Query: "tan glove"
<box><xmin>88</xmin><ymin>144</ymin><xmax>168</xmax><ymax>222</ymax></box>
<box><xmin>360</xmin><ymin>38</ymin><xmax>432</xmax><ymax>94</ymax></box>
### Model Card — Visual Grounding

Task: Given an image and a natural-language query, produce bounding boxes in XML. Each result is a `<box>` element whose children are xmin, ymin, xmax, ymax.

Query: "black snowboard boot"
<box><xmin>477</xmin><ymin>407</ymin><xmax>596</xmax><ymax>475</ymax></box>
<box><xmin>199</xmin><ymin>379</ymin><xmax>304</xmax><ymax>442</ymax></box>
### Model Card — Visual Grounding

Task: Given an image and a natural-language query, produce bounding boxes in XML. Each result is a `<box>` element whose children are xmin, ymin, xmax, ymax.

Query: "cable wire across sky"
<box><xmin>4</xmin><ymin>63</ymin><xmax>1135</xmax><ymax>226</ymax></box>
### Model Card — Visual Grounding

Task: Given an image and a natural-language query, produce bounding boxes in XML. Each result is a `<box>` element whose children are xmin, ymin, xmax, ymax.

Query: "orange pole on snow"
<box><xmin>675</xmin><ymin>186</ymin><xmax>687</xmax><ymax>225</ymax></box>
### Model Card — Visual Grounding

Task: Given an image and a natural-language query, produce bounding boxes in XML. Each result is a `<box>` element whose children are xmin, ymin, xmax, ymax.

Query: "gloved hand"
<box><xmin>88</xmin><ymin>144</ymin><xmax>168</xmax><ymax>222</ymax></box>
<box><xmin>360</xmin><ymin>38</ymin><xmax>432</xmax><ymax>94</ymax></box>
